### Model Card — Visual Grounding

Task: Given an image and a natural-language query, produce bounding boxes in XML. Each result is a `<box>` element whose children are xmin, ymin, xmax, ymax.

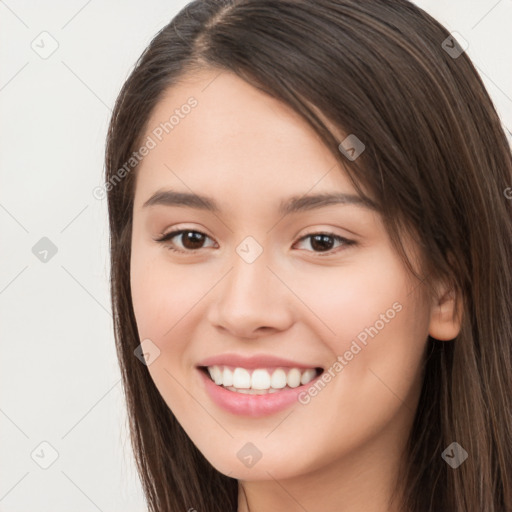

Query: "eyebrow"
<box><xmin>142</xmin><ymin>189</ymin><xmax>377</xmax><ymax>215</ymax></box>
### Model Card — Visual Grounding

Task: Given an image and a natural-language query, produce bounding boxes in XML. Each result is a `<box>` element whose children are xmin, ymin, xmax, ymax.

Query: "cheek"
<box><xmin>129</xmin><ymin>246</ymin><xmax>204</xmax><ymax>412</ymax></box>
<box><xmin>289</xmin><ymin>250</ymin><xmax>430</xmax><ymax>414</ymax></box>
<box><xmin>288</xmin><ymin>251</ymin><xmax>415</xmax><ymax>346</ymax></box>
<box><xmin>130</xmin><ymin>243</ymin><xmax>206</xmax><ymax>342</ymax></box>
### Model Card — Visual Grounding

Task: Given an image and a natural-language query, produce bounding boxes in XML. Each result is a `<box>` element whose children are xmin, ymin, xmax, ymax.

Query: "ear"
<box><xmin>428</xmin><ymin>280</ymin><xmax>463</xmax><ymax>341</ymax></box>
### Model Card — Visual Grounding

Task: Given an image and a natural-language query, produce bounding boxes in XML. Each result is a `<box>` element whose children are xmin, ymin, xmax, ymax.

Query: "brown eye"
<box><xmin>179</xmin><ymin>231</ymin><xmax>207</xmax><ymax>250</ymax></box>
<box><xmin>310</xmin><ymin>234</ymin><xmax>336</xmax><ymax>251</ymax></box>
<box><xmin>155</xmin><ymin>229</ymin><xmax>216</xmax><ymax>253</ymax></box>
<box><xmin>294</xmin><ymin>232</ymin><xmax>355</xmax><ymax>255</ymax></box>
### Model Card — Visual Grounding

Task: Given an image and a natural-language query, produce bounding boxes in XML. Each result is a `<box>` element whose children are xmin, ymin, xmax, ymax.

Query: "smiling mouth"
<box><xmin>199</xmin><ymin>365</ymin><xmax>324</xmax><ymax>394</ymax></box>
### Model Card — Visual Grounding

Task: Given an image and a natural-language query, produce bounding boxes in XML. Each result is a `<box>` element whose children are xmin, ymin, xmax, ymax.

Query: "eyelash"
<box><xmin>154</xmin><ymin>229</ymin><xmax>356</xmax><ymax>257</ymax></box>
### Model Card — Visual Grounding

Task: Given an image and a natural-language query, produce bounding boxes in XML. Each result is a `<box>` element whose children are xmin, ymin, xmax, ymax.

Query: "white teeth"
<box><xmin>287</xmin><ymin>368</ymin><xmax>301</xmax><ymax>388</ymax></box>
<box><xmin>251</xmin><ymin>369</ymin><xmax>271</xmax><ymax>390</ymax></box>
<box><xmin>300</xmin><ymin>368</ymin><xmax>317</xmax><ymax>385</ymax></box>
<box><xmin>232</xmin><ymin>368</ymin><xmax>251</xmax><ymax>388</ymax></box>
<box><xmin>205</xmin><ymin>365</ymin><xmax>320</xmax><ymax>392</ymax></box>
<box><xmin>208</xmin><ymin>366</ymin><xmax>223</xmax><ymax>385</ymax></box>
<box><xmin>222</xmin><ymin>367</ymin><xmax>233</xmax><ymax>387</ymax></box>
<box><xmin>270</xmin><ymin>369</ymin><xmax>287</xmax><ymax>389</ymax></box>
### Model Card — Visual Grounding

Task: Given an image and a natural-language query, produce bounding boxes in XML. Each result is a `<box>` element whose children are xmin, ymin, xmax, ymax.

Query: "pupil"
<box><xmin>183</xmin><ymin>231</ymin><xmax>205</xmax><ymax>249</ymax></box>
<box><xmin>311</xmin><ymin>234</ymin><xmax>333</xmax><ymax>251</ymax></box>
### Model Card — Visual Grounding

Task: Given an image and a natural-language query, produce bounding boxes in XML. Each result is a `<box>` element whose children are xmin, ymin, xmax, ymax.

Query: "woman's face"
<box><xmin>130</xmin><ymin>68</ymin><xmax>447</xmax><ymax>482</ymax></box>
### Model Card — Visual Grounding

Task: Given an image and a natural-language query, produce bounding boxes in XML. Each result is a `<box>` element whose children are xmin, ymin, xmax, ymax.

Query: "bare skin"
<box><xmin>129</xmin><ymin>68</ymin><xmax>462</xmax><ymax>512</ymax></box>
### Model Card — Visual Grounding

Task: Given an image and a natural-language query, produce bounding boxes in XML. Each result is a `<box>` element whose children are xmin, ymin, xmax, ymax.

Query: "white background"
<box><xmin>1</xmin><ymin>1</ymin><xmax>511</xmax><ymax>511</ymax></box>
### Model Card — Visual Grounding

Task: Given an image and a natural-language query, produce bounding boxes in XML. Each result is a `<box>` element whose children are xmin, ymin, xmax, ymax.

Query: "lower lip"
<box><xmin>197</xmin><ymin>368</ymin><xmax>321</xmax><ymax>417</ymax></box>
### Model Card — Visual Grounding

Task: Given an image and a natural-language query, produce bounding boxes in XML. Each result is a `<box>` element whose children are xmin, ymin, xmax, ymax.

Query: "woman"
<box><xmin>104</xmin><ymin>1</ymin><xmax>512</xmax><ymax>510</ymax></box>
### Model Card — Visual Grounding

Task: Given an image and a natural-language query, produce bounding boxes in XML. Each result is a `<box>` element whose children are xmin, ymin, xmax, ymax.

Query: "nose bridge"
<box><xmin>223</xmin><ymin>241</ymin><xmax>275</xmax><ymax>313</ymax></box>
<box><xmin>208</xmin><ymin>237</ymin><xmax>294</xmax><ymax>337</ymax></box>
<box><xmin>231</xmin><ymin>242</ymin><xmax>271</xmax><ymax>297</ymax></box>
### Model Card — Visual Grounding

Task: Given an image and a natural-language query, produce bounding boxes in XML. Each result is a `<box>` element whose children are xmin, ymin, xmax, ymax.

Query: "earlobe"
<box><xmin>428</xmin><ymin>285</ymin><xmax>463</xmax><ymax>341</ymax></box>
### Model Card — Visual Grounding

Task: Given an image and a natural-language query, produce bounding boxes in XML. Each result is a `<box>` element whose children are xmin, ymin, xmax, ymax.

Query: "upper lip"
<box><xmin>196</xmin><ymin>353</ymin><xmax>323</xmax><ymax>370</ymax></box>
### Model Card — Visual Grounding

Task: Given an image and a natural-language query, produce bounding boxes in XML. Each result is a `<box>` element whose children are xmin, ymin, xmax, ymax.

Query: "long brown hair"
<box><xmin>104</xmin><ymin>1</ymin><xmax>512</xmax><ymax>510</ymax></box>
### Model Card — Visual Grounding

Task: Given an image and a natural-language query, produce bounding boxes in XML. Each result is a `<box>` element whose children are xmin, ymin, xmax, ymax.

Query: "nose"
<box><xmin>207</xmin><ymin>250</ymin><xmax>295</xmax><ymax>340</ymax></box>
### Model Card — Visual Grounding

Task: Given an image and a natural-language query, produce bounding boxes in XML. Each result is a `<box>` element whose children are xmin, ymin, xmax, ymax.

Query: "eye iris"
<box><xmin>182</xmin><ymin>231</ymin><xmax>205</xmax><ymax>250</ymax></box>
<box><xmin>310</xmin><ymin>234</ymin><xmax>334</xmax><ymax>252</ymax></box>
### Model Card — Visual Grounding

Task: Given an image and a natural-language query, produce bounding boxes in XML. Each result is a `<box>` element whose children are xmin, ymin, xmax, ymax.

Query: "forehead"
<box><xmin>134</xmin><ymin>68</ymin><xmax>359</xmax><ymax>210</ymax></box>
